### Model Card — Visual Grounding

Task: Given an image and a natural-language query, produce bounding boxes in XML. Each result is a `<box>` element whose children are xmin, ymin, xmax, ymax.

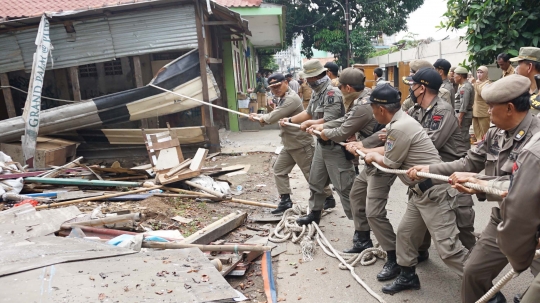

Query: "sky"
<box><xmin>395</xmin><ymin>0</ymin><xmax>464</xmax><ymax>41</ymax></box>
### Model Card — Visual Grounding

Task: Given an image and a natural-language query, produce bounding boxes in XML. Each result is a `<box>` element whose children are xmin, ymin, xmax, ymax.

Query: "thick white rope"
<box><xmin>476</xmin><ymin>250</ymin><xmax>540</xmax><ymax>303</ymax></box>
<box><xmin>268</xmin><ymin>204</ymin><xmax>387</xmax><ymax>303</ymax></box>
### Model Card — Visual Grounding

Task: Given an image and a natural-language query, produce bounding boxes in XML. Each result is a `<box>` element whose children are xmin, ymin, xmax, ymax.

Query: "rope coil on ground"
<box><xmin>476</xmin><ymin>250</ymin><xmax>540</xmax><ymax>303</ymax></box>
<box><xmin>269</xmin><ymin>204</ymin><xmax>387</xmax><ymax>302</ymax></box>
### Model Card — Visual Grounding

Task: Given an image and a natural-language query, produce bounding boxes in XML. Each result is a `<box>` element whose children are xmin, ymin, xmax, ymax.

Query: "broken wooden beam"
<box><xmin>185</xmin><ymin>180</ymin><xmax>228</xmax><ymax>199</ymax></box>
<box><xmin>35</xmin><ymin>185</ymin><xmax>163</xmax><ymax>209</ymax></box>
<box><xmin>62</xmin><ymin>213</ymin><xmax>142</xmax><ymax>228</ymax></box>
<box><xmin>25</xmin><ymin>177</ymin><xmax>141</xmax><ymax>187</ymax></box>
<box><xmin>143</xmin><ymin>242</ymin><xmax>271</xmax><ymax>252</ymax></box>
<box><xmin>182</xmin><ymin>211</ymin><xmax>247</xmax><ymax>244</ymax></box>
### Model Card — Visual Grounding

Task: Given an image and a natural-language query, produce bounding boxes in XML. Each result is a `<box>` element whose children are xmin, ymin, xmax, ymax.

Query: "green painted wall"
<box><xmin>222</xmin><ymin>40</ymin><xmax>239</xmax><ymax>131</ymax></box>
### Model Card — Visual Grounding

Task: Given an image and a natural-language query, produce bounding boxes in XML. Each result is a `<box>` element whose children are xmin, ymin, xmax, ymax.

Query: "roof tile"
<box><xmin>212</xmin><ymin>0</ymin><xmax>261</xmax><ymax>8</ymax></box>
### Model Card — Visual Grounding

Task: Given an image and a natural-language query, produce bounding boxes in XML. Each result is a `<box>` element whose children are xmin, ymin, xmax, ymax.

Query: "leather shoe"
<box><xmin>514</xmin><ymin>293</ymin><xmax>522</xmax><ymax>303</ymax></box>
<box><xmin>323</xmin><ymin>195</ymin><xmax>336</xmax><ymax>210</ymax></box>
<box><xmin>382</xmin><ymin>266</ymin><xmax>420</xmax><ymax>295</ymax></box>
<box><xmin>343</xmin><ymin>231</ymin><xmax>372</xmax><ymax>253</ymax></box>
<box><xmin>487</xmin><ymin>291</ymin><xmax>506</xmax><ymax>303</ymax></box>
<box><xmin>377</xmin><ymin>250</ymin><xmax>401</xmax><ymax>281</ymax></box>
<box><xmin>271</xmin><ymin>194</ymin><xmax>293</xmax><ymax>215</ymax></box>
<box><xmin>417</xmin><ymin>250</ymin><xmax>429</xmax><ymax>263</ymax></box>
<box><xmin>296</xmin><ymin>210</ymin><xmax>321</xmax><ymax>226</ymax></box>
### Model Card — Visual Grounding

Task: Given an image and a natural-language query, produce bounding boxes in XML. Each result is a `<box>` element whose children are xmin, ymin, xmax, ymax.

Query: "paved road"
<box><xmin>224</xmin><ymin>129</ymin><xmax>533</xmax><ymax>303</ymax></box>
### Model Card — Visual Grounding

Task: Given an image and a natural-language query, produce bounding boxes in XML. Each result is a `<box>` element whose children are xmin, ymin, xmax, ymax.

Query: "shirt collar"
<box><xmin>508</xmin><ymin>113</ymin><xmax>534</xmax><ymax>141</ymax></box>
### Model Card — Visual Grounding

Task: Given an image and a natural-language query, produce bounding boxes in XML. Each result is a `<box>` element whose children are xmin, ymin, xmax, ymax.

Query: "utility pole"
<box><xmin>345</xmin><ymin>0</ymin><xmax>350</xmax><ymax>67</ymax></box>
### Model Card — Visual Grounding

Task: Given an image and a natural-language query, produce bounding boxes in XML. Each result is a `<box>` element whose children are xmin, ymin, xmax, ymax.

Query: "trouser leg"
<box><xmin>460</xmin><ymin>117</ymin><xmax>473</xmax><ymax>149</ymax></box>
<box><xmin>418</xmin><ymin>230</ymin><xmax>432</xmax><ymax>251</ymax></box>
<box><xmin>455</xmin><ymin>206</ymin><xmax>476</xmax><ymax>250</ymax></box>
<box><xmin>396</xmin><ymin>196</ymin><xmax>427</xmax><ymax>267</ymax></box>
<box><xmin>350</xmin><ymin>168</ymin><xmax>369</xmax><ymax>231</ymax></box>
<box><xmin>308</xmin><ymin>143</ymin><xmax>330</xmax><ymax>212</ymax></box>
<box><xmin>273</xmin><ymin>149</ymin><xmax>297</xmax><ymax>195</ymax></box>
<box><xmin>323</xmin><ymin>144</ymin><xmax>355</xmax><ymax>219</ymax></box>
<box><xmin>294</xmin><ymin>143</ymin><xmax>333</xmax><ymax>198</ymax></box>
<box><xmin>365</xmin><ymin>171</ymin><xmax>397</xmax><ymax>251</ymax></box>
<box><xmin>461</xmin><ymin>219</ymin><xmax>509</xmax><ymax>303</ymax></box>
<box><xmin>522</xmin><ymin>273</ymin><xmax>540</xmax><ymax>303</ymax></box>
<box><xmin>417</xmin><ymin>185</ymin><xmax>467</xmax><ymax>278</ymax></box>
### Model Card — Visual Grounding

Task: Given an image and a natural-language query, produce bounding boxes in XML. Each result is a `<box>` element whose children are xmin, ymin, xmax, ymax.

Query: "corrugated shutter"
<box><xmin>0</xmin><ymin>33</ymin><xmax>25</xmax><ymax>73</ymax></box>
<box><xmin>109</xmin><ymin>5</ymin><xmax>198</xmax><ymax>57</ymax></box>
<box><xmin>0</xmin><ymin>4</ymin><xmax>197</xmax><ymax>73</ymax></box>
<box><xmin>16</xmin><ymin>20</ymin><xmax>116</xmax><ymax>71</ymax></box>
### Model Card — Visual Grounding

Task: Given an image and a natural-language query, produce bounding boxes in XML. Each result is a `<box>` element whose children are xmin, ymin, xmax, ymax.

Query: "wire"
<box><xmin>286</xmin><ymin>13</ymin><xmax>329</xmax><ymax>27</ymax></box>
<box><xmin>0</xmin><ymin>86</ymin><xmax>78</xmax><ymax>103</ymax></box>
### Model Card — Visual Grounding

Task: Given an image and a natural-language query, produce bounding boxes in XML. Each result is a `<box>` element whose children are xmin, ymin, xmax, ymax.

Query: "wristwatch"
<box><xmin>288</xmin><ymin>118</ymin><xmax>292</xmax><ymax>123</ymax></box>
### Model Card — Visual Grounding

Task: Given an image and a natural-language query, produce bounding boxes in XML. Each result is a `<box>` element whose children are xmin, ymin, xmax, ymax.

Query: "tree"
<box><xmin>258</xmin><ymin>49</ymin><xmax>280</xmax><ymax>71</ymax></box>
<box><xmin>442</xmin><ymin>0</ymin><xmax>540</xmax><ymax>65</ymax></box>
<box><xmin>267</xmin><ymin>0</ymin><xmax>424</xmax><ymax>64</ymax></box>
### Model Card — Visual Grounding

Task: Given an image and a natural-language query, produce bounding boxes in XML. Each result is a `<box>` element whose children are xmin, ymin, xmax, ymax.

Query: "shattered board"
<box><xmin>0</xmin><ymin>236</ymin><xmax>136</xmax><ymax>277</ymax></box>
<box><xmin>0</xmin><ymin>248</ymin><xmax>238</xmax><ymax>302</ymax></box>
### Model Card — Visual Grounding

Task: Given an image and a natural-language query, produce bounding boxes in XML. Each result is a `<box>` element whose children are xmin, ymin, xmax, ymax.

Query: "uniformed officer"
<box><xmin>401</xmin><ymin>59</ymin><xmax>452</xmax><ymax>112</ymax></box>
<box><xmin>406</xmin><ymin>68</ymin><xmax>477</xmax><ymax>251</ymax></box>
<box><xmin>434</xmin><ymin>59</ymin><xmax>456</xmax><ymax>109</ymax></box>
<box><xmin>362</xmin><ymin>83</ymin><xmax>467</xmax><ymax>295</ymax></box>
<box><xmin>451</xmin><ymin>132</ymin><xmax>540</xmax><ymax>303</ymax></box>
<box><xmin>453</xmin><ymin>66</ymin><xmax>475</xmax><ymax>154</ymax></box>
<box><xmin>450</xmin><ymin>66</ymin><xmax>459</xmax><ymax>93</ymax></box>
<box><xmin>407</xmin><ymin>74</ymin><xmax>540</xmax><ymax>303</ymax></box>
<box><xmin>280</xmin><ymin>60</ymin><xmax>354</xmax><ymax>225</ymax></box>
<box><xmin>308</xmin><ymin>68</ymin><xmax>393</xmax><ymax>263</ymax></box>
<box><xmin>324</xmin><ymin>62</ymin><xmax>341</xmax><ymax>87</ymax></box>
<box><xmin>249</xmin><ymin>73</ymin><xmax>333</xmax><ymax>214</ymax></box>
<box><xmin>512</xmin><ymin>47</ymin><xmax>540</xmax><ymax>116</ymax></box>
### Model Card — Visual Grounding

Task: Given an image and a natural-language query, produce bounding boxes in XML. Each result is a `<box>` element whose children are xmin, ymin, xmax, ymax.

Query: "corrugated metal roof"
<box><xmin>0</xmin><ymin>5</ymin><xmax>198</xmax><ymax>73</ymax></box>
<box><xmin>109</xmin><ymin>5</ymin><xmax>198</xmax><ymax>57</ymax></box>
<box><xmin>0</xmin><ymin>33</ymin><xmax>25</xmax><ymax>72</ymax></box>
<box><xmin>0</xmin><ymin>0</ymin><xmax>158</xmax><ymax>21</ymax></box>
<box><xmin>212</xmin><ymin>0</ymin><xmax>262</xmax><ymax>8</ymax></box>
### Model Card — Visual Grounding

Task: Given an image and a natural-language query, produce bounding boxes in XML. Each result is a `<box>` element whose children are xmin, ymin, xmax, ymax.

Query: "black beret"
<box><xmin>367</xmin><ymin>83</ymin><xmax>401</xmax><ymax>104</ymax></box>
<box><xmin>268</xmin><ymin>73</ymin><xmax>285</xmax><ymax>86</ymax></box>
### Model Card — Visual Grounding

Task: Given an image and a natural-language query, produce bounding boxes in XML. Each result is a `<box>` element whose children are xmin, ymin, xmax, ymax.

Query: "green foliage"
<box><xmin>442</xmin><ymin>0</ymin><xmax>540</xmax><ymax>65</ymax></box>
<box><xmin>258</xmin><ymin>49</ymin><xmax>280</xmax><ymax>71</ymax></box>
<box><xmin>267</xmin><ymin>0</ymin><xmax>424</xmax><ymax>64</ymax></box>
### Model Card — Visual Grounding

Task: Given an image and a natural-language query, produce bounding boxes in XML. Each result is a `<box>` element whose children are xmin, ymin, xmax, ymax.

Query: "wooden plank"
<box><xmin>155</xmin><ymin>147</ymin><xmax>181</xmax><ymax>171</ymax></box>
<box><xmin>25</xmin><ymin>177</ymin><xmax>141</xmax><ymax>187</ymax></box>
<box><xmin>165</xmin><ymin>158</ymin><xmax>192</xmax><ymax>177</ymax></box>
<box><xmin>157</xmin><ymin>169</ymin><xmax>201</xmax><ymax>185</ymax></box>
<box><xmin>144</xmin><ymin>139</ymin><xmax>180</xmax><ymax>151</ymax></box>
<box><xmin>205</xmin><ymin>21</ymin><xmax>237</xmax><ymax>26</ymax></box>
<box><xmin>189</xmin><ymin>148</ymin><xmax>208</xmax><ymax>171</ymax></box>
<box><xmin>207</xmin><ymin>57</ymin><xmax>223</xmax><ymax>64</ymax></box>
<box><xmin>132</xmin><ymin>56</ymin><xmax>144</xmax><ymax>87</ymax></box>
<box><xmin>56</xmin><ymin>191</ymin><xmax>104</xmax><ymax>202</ymax></box>
<box><xmin>195</xmin><ymin>2</ymin><xmax>212</xmax><ymax>129</ymax></box>
<box><xmin>68</xmin><ymin>66</ymin><xmax>81</xmax><ymax>101</ymax></box>
<box><xmin>182</xmin><ymin>212</ymin><xmax>247</xmax><ymax>244</ymax></box>
<box><xmin>0</xmin><ymin>73</ymin><xmax>16</xmax><ymax>118</ymax></box>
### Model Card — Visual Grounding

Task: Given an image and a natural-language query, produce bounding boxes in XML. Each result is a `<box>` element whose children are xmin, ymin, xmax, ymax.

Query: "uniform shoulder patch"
<box><xmin>385</xmin><ymin>136</ymin><xmax>396</xmax><ymax>152</ymax></box>
<box><xmin>430</xmin><ymin>114</ymin><xmax>443</xmax><ymax>130</ymax></box>
<box><xmin>327</xmin><ymin>90</ymin><xmax>335</xmax><ymax>97</ymax></box>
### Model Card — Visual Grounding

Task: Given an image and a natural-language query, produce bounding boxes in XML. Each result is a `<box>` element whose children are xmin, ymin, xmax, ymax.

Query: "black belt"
<box><xmin>409</xmin><ymin>178</ymin><xmax>434</xmax><ymax>196</ymax></box>
<box><xmin>317</xmin><ymin>138</ymin><xmax>335</xmax><ymax>146</ymax></box>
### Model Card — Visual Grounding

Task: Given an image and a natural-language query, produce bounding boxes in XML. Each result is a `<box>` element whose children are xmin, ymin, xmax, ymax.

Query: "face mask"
<box><xmin>409</xmin><ymin>86</ymin><xmax>423</xmax><ymax>104</ymax></box>
<box><xmin>308</xmin><ymin>75</ymin><xmax>329</xmax><ymax>88</ymax></box>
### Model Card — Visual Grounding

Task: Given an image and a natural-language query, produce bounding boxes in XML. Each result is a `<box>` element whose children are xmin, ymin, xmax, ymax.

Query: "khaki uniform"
<box><xmin>401</xmin><ymin>87</ymin><xmax>451</xmax><ymax>112</ymax></box>
<box><xmin>298</xmin><ymin>82</ymin><xmax>312</xmax><ymax>109</ymax></box>
<box><xmin>472</xmin><ymin>80</ymin><xmax>492</xmax><ymax>141</ymax></box>
<box><xmin>408</xmin><ymin>97</ymin><xmax>476</xmax><ymax>250</ymax></box>
<box><xmin>375</xmin><ymin>77</ymin><xmax>388</xmax><ymax>86</ymax></box>
<box><xmin>384</xmin><ymin>110</ymin><xmax>467</xmax><ymax>275</ymax></box>
<box><xmin>429</xmin><ymin>113</ymin><xmax>540</xmax><ymax>303</ymax></box>
<box><xmin>441</xmin><ymin>78</ymin><xmax>456</xmax><ymax>109</ymax></box>
<box><xmin>260</xmin><ymin>88</ymin><xmax>332</xmax><ymax>197</ymax></box>
<box><xmin>307</xmin><ymin>79</ymin><xmax>354</xmax><ymax>217</ymax></box>
<box><xmin>455</xmin><ymin>81</ymin><xmax>474</xmax><ymax>154</ymax></box>
<box><xmin>496</xmin><ymin>133</ymin><xmax>540</xmax><ymax>303</ymax></box>
<box><xmin>530</xmin><ymin>88</ymin><xmax>540</xmax><ymax>116</ymax></box>
<box><xmin>502</xmin><ymin>64</ymin><xmax>515</xmax><ymax>77</ymax></box>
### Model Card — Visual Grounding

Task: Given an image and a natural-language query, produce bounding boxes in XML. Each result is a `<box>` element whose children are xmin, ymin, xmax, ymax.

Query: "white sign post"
<box><xmin>22</xmin><ymin>15</ymin><xmax>52</xmax><ymax>167</ymax></box>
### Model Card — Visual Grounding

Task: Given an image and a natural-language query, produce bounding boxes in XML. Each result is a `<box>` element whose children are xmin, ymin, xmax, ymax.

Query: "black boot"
<box><xmin>352</xmin><ymin>230</ymin><xmax>361</xmax><ymax>243</ymax></box>
<box><xmin>514</xmin><ymin>293</ymin><xmax>522</xmax><ymax>303</ymax></box>
<box><xmin>382</xmin><ymin>266</ymin><xmax>420</xmax><ymax>295</ymax></box>
<box><xmin>271</xmin><ymin>194</ymin><xmax>293</xmax><ymax>215</ymax></box>
<box><xmin>343</xmin><ymin>231</ymin><xmax>373</xmax><ymax>253</ymax></box>
<box><xmin>323</xmin><ymin>195</ymin><xmax>336</xmax><ymax>210</ymax></box>
<box><xmin>417</xmin><ymin>250</ymin><xmax>429</xmax><ymax>263</ymax></box>
<box><xmin>488</xmin><ymin>291</ymin><xmax>507</xmax><ymax>303</ymax></box>
<box><xmin>296</xmin><ymin>210</ymin><xmax>321</xmax><ymax>226</ymax></box>
<box><xmin>377</xmin><ymin>250</ymin><xmax>401</xmax><ymax>281</ymax></box>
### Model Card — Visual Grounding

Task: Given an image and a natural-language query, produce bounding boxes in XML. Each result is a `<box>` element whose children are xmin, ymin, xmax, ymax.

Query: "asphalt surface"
<box><xmin>223</xmin><ymin>129</ymin><xmax>533</xmax><ymax>303</ymax></box>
